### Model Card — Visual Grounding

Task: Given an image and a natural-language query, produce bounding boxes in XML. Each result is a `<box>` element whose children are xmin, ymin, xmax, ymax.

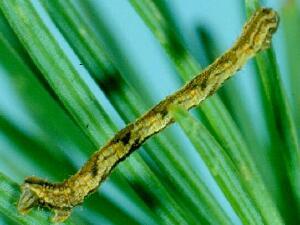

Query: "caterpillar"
<box><xmin>17</xmin><ymin>8</ymin><xmax>279</xmax><ymax>222</ymax></box>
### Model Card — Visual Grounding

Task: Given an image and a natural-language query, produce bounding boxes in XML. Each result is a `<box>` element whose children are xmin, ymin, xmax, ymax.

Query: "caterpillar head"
<box><xmin>18</xmin><ymin>176</ymin><xmax>72</xmax><ymax>222</ymax></box>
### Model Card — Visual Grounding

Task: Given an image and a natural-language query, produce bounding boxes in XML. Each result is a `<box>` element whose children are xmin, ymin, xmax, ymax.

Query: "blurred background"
<box><xmin>0</xmin><ymin>0</ymin><xmax>299</xmax><ymax>224</ymax></box>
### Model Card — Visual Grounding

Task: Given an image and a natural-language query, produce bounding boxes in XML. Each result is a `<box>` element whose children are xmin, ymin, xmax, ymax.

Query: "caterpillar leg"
<box><xmin>52</xmin><ymin>209</ymin><xmax>72</xmax><ymax>223</ymax></box>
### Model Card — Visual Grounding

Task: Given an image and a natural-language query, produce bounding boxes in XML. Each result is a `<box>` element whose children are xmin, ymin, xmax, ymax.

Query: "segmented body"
<box><xmin>18</xmin><ymin>8</ymin><xmax>279</xmax><ymax>222</ymax></box>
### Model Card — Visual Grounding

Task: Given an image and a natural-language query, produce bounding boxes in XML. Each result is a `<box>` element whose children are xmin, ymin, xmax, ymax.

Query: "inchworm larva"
<box><xmin>17</xmin><ymin>8</ymin><xmax>279</xmax><ymax>222</ymax></box>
